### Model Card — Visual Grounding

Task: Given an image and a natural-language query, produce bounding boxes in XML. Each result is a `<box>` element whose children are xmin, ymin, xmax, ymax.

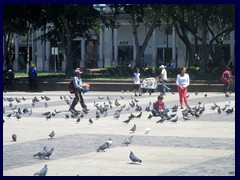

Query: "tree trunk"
<box><xmin>173</xmin><ymin>21</ymin><xmax>192</xmax><ymax>66</ymax></box>
<box><xmin>199</xmin><ymin>23</ymin><xmax>208</xmax><ymax>73</ymax></box>
<box><xmin>60</xmin><ymin>15</ymin><xmax>73</xmax><ymax>75</ymax></box>
<box><xmin>131</xmin><ymin>9</ymin><xmax>159</xmax><ymax>67</ymax></box>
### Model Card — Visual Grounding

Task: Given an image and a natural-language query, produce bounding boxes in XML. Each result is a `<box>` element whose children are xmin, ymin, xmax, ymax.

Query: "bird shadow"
<box><xmin>126</xmin><ymin>162</ymin><xmax>141</xmax><ymax>165</ymax></box>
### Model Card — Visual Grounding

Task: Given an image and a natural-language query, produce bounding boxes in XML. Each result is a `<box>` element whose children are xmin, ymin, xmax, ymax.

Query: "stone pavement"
<box><xmin>3</xmin><ymin>90</ymin><xmax>235</xmax><ymax>176</ymax></box>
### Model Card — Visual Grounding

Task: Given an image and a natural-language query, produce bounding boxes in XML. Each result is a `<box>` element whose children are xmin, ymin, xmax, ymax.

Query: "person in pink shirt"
<box><xmin>221</xmin><ymin>66</ymin><xmax>232</xmax><ymax>93</ymax></box>
<box><xmin>176</xmin><ymin>67</ymin><xmax>190</xmax><ymax>109</ymax></box>
<box><xmin>151</xmin><ymin>95</ymin><xmax>169</xmax><ymax>116</ymax></box>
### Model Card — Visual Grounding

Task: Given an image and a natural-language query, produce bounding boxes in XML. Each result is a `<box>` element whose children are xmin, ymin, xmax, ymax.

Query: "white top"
<box><xmin>133</xmin><ymin>72</ymin><xmax>141</xmax><ymax>84</ymax></box>
<box><xmin>161</xmin><ymin>68</ymin><xmax>168</xmax><ymax>81</ymax></box>
<box><xmin>176</xmin><ymin>73</ymin><xmax>190</xmax><ymax>88</ymax></box>
<box><xmin>73</xmin><ymin>76</ymin><xmax>83</xmax><ymax>90</ymax></box>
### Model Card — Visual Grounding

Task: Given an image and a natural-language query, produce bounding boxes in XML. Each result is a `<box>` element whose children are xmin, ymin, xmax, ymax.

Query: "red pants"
<box><xmin>177</xmin><ymin>86</ymin><xmax>188</xmax><ymax>108</ymax></box>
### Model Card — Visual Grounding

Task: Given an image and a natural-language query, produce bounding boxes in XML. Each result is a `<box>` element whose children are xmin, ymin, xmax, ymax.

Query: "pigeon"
<box><xmin>186</xmin><ymin>95</ymin><xmax>190</xmax><ymax>98</ymax></box>
<box><xmin>225</xmin><ymin>92</ymin><xmax>230</xmax><ymax>98</ymax></box>
<box><xmin>122</xmin><ymin>136</ymin><xmax>133</xmax><ymax>146</ymax></box>
<box><xmin>96</xmin><ymin>142</ymin><xmax>110</xmax><ymax>152</ymax></box>
<box><xmin>183</xmin><ymin>115</ymin><xmax>190</xmax><ymax>121</ymax></box>
<box><xmin>16</xmin><ymin>114</ymin><xmax>22</xmax><ymax>120</ymax></box>
<box><xmin>34</xmin><ymin>146</ymin><xmax>48</xmax><ymax>159</ymax></box>
<box><xmin>195</xmin><ymin>112</ymin><xmax>201</xmax><ymax>118</ymax></box>
<box><xmin>195</xmin><ymin>91</ymin><xmax>199</xmax><ymax>96</ymax></box>
<box><xmin>123</xmin><ymin>118</ymin><xmax>131</xmax><ymax>124</ymax></box>
<box><xmin>44</xmin><ymin>95</ymin><xmax>51</xmax><ymax>101</ymax></box>
<box><xmin>148</xmin><ymin>114</ymin><xmax>153</xmax><ymax>119</ymax></box>
<box><xmin>115</xmin><ymin>99</ymin><xmax>121</xmax><ymax>106</ymax></box>
<box><xmin>204</xmin><ymin>93</ymin><xmax>207</xmax><ymax>97</ymax></box>
<box><xmin>170</xmin><ymin>116</ymin><xmax>178</xmax><ymax>123</ymax></box>
<box><xmin>44</xmin><ymin>102</ymin><xmax>48</xmax><ymax>107</ymax></box>
<box><xmin>144</xmin><ymin>127</ymin><xmax>151</xmax><ymax>134</ymax></box>
<box><xmin>106</xmin><ymin>138</ymin><xmax>112</xmax><ymax>148</ymax></box>
<box><xmin>45</xmin><ymin>113</ymin><xmax>52</xmax><ymax>120</ymax></box>
<box><xmin>129</xmin><ymin>124</ymin><xmax>136</xmax><ymax>133</ymax></box>
<box><xmin>96</xmin><ymin>112</ymin><xmax>100</xmax><ymax>119</ymax></box>
<box><xmin>44</xmin><ymin>148</ymin><xmax>54</xmax><ymax>159</ymax></box>
<box><xmin>217</xmin><ymin>107</ymin><xmax>221</xmax><ymax>114</ymax></box>
<box><xmin>12</xmin><ymin>134</ymin><xmax>17</xmax><ymax>142</ymax></box>
<box><xmin>134</xmin><ymin>98</ymin><xmax>139</xmax><ymax>103</ymax></box>
<box><xmin>22</xmin><ymin>108</ymin><xmax>29</xmax><ymax>114</ymax></box>
<box><xmin>51</xmin><ymin>112</ymin><xmax>56</xmax><ymax>117</ymax></box>
<box><xmin>135</xmin><ymin>112</ymin><xmax>142</xmax><ymax>118</ymax></box>
<box><xmin>32</xmin><ymin>96</ymin><xmax>40</xmax><ymax>103</ymax></box>
<box><xmin>42</xmin><ymin>111</ymin><xmax>51</xmax><ymax>116</ymax></box>
<box><xmin>49</xmin><ymin>131</ymin><xmax>55</xmax><ymax>139</ymax></box>
<box><xmin>128</xmin><ymin>113</ymin><xmax>135</xmax><ymax>119</ymax></box>
<box><xmin>89</xmin><ymin>118</ymin><xmax>94</xmax><ymax>124</ymax></box>
<box><xmin>15</xmin><ymin>97</ymin><xmax>21</xmax><ymax>103</ymax></box>
<box><xmin>65</xmin><ymin>114</ymin><xmax>70</xmax><ymax>119</ymax></box>
<box><xmin>98</xmin><ymin>96</ymin><xmax>104</xmax><ymax>100</ymax></box>
<box><xmin>156</xmin><ymin>118</ymin><xmax>165</xmax><ymax>123</ymax></box>
<box><xmin>226</xmin><ymin>108</ymin><xmax>234</xmax><ymax>114</ymax></box>
<box><xmin>34</xmin><ymin>164</ymin><xmax>48</xmax><ymax>176</ymax></box>
<box><xmin>6</xmin><ymin>113</ymin><xmax>11</xmax><ymax>118</ymax></box>
<box><xmin>76</xmin><ymin>117</ymin><xmax>81</xmax><ymax>123</ymax></box>
<box><xmin>113</xmin><ymin>112</ymin><xmax>120</xmax><ymax>119</ymax></box>
<box><xmin>54</xmin><ymin>109</ymin><xmax>61</xmax><ymax>114</ymax></box>
<box><xmin>129</xmin><ymin>151</ymin><xmax>142</xmax><ymax>163</ymax></box>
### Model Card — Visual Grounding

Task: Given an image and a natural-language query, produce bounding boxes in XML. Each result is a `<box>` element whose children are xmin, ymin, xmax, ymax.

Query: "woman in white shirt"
<box><xmin>176</xmin><ymin>67</ymin><xmax>190</xmax><ymax>109</ymax></box>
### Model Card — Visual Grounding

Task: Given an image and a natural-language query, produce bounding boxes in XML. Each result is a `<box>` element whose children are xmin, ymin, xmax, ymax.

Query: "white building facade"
<box><xmin>10</xmin><ymin>15</ymin><xmax>235</xmax><ymax>72</ymax></box>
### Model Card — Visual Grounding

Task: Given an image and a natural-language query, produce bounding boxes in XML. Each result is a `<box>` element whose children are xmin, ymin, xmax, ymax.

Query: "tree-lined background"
<box><xmin>4</xmin><ymin>4</ymin><xmax>235</xmax><ymax>76</ymax></box>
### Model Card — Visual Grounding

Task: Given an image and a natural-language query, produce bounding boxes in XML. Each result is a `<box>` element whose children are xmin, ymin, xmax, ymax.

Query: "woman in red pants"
<box><xmin>176</xmin><ymin>67</ymin><xmax>190</xmax><ymax>109</ymax></box>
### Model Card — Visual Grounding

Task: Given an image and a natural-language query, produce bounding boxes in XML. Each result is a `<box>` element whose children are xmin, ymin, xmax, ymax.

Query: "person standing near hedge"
<box><xmin>176</xmin><ymin>67</ymin><xmax>190</xmax><ymax>109</ymax></box>
<box><xmin>221</xmin><ymin>65</ymin><xmax>232</xmax><ymax>93</ymax></box>
<box><xmin>158</xmin><ymin>65</ymin><xmax>171</xmax><ymax>95</ymax></box>
<box><xmin>28</xmin><ymin>64</ymin><xmax>37</xmax><ymax>92</ymax></box>
<box><xmin>133</xmin><ymin>68</ymin><xmax>141</xmax><ymax>96</ymax></box>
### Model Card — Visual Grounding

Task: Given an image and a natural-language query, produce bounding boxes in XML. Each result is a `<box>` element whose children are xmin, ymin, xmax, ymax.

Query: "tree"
<box><xmin>164</xmin><ymin>4</ymin><xmax>235</xmax><ymax>72</ymax></box>
<box><xmin>4</xmin><ymin>4</ymin><xmax>101</xmax><ymax>75</ymax></box>
<box><xmin>38</xmin><ymin>4</ymin><xmax>101</xmax><ymax>75</ymax></box>
<box><xmin>110</xmin><ymin>4</ymin><xmax>162</xmax><ymax>67</ymax></box>
<box><xmin>3</xmin><ymin>5</ymin><xmax>45</xmax><ymax>67</ymax></box>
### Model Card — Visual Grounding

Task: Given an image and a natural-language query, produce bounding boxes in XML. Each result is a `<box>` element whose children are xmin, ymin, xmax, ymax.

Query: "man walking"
<box><xmin>159</xmin><ymin>65</ymin><xmax>171</xmax><ymax>95</ymax></box>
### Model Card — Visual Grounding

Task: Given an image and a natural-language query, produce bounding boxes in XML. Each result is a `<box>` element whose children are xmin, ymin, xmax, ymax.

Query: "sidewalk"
<box><xmin>3</xmin><ymin>91</ymin><xmax>235</xmax><ymax>176</ymax></box>
<box><xmin>6</xmin><ymin>78</ymin><xmax>235</xmax><ymax>92</ymax></box>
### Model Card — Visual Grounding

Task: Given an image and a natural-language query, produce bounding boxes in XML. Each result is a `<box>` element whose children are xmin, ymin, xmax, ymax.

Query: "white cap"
<box><xmin>159</xmin><ymin>65</ymin><xmax>165</xmax><ymax>69</ymax></box>
<box><xmin>75</xmin><ymin>69</ymin><xmax>82</xmax><ymax>74</ymax></box>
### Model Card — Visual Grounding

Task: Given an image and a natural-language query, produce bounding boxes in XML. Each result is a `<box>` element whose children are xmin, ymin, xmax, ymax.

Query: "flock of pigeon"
<box><xmin>3</xmin><ymin>91</ymin><xmax>234</xmax><ymax>176</ymax></box>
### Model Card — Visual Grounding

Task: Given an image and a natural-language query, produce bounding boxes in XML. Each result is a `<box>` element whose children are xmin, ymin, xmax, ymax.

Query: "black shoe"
<box><xmin>83</xmin><ymin>107</ymin><xmax>89</xmax><ymax>111</ymax></box>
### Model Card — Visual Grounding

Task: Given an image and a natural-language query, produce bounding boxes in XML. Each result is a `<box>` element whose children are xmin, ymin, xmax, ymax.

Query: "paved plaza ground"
<box><xmin>3</xmin><ymin>90</ymin><xmax>235</xmax><ymax>176</ymax></box>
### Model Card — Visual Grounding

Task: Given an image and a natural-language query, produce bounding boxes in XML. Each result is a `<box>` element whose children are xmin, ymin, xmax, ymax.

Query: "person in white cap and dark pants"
<box><xmin>159</xmin><ymin>65</ymin><xmax>171</xmax><ymax>95</ymax></box>
<box><xmin>69</xmin><ymin>68</ymin><xmax>89</xmax><ymax>113</ymax></box>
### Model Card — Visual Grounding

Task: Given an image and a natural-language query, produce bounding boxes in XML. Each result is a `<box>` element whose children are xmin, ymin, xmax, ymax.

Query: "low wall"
<box><xmin>6</xmin><ymin>78</ymin><xmax>235</xmax><ymax>93</ymax></box>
